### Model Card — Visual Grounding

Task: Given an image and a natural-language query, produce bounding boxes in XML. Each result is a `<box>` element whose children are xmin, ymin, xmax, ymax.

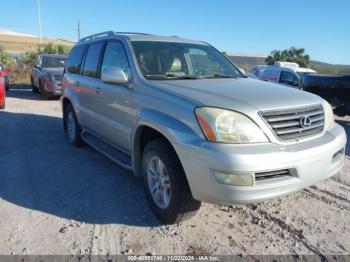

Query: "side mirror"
<box><xmin>101</xmin><ymin>66</ymin><xmax>128</xmax><ymax>84</ymax></box>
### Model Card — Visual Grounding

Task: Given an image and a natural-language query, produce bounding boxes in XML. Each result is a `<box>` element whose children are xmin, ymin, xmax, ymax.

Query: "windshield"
<box><xmin>42</xmin><ymin>57</ymin><xmax>67</xmax><ymax>68</ymax></box>
<box><xmin>131</xmin><ymin>41</ymin><xmax>243</xmax><ymax>80</ymax></box>
<box><xmin>297</xmin><ymin>71</ymin><xmax>315</xmax><ymax>77</ymax></box>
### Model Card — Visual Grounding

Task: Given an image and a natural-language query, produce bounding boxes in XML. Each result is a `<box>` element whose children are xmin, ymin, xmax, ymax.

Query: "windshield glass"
<box><xmin>131</xmin><ymin>41</ymin><xmax>243</xmax><ymax>80</ymax></box>
<box><xmin>297</xmin><ymin>71</ymin><xmax>316</xmax><ymax>77</ymax></box>
<box><xmin>42</xmin><ymin>57</ymin><xmax>67</xmax><ymax>68</ymax></box>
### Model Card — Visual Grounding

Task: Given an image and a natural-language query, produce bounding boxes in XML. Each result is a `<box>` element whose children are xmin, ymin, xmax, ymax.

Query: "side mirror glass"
<box><xmin>101</xmin><ymin>66</ymin><xmax>128</xmax><ymax>84</ymax></box>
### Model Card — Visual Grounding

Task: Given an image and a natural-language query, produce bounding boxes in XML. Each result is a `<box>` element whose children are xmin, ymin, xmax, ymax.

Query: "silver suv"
<box><xmin>62</xmin><ymin>31</ymin><xmax>346</xmax><ymax>224</ymax></box>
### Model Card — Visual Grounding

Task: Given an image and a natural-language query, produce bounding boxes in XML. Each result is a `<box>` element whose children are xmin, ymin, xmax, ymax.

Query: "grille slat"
<box><xmin>264</xmin><ymin>109</ymin><xmax>324</xmax><ymax>122</ymax></box>
<box><xmin>54</xmin><ymin>74</ymin><xmax>63</xmax><ymax>81</ymax></box>
<box><xmin>261</xmin><ymin>105</ymin><xmax>325</xmax><ymax>141</ymax></box>
<box><xmin>255</xmin><ymin>169</ymin><xmax>290</xmax><ymax>181</ymax></box>
<box><xmin>275</xmin><ymin>122</ymin><xmax>324</xmax><ymax>135</ymax></box>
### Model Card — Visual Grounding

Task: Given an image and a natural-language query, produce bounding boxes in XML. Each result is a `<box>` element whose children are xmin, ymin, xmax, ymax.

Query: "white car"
<box><xmin>251</xmin><ymin>62</ymin><xmax>316</xmax><ymax>88</ymax></box>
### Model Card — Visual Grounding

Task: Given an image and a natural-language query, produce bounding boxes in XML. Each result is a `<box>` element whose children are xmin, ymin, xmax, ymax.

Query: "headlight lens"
<box><xmin>324</xmin><ymin>100</ymin><xmax>335</xmax><ymax>130</ymax></box>
<box><xmin>195</xmin><ymin>107</ymin><xmax>269</xmax><ymax>143</ymax></box>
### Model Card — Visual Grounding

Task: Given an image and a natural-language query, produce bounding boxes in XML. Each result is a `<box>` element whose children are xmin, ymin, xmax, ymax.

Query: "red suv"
<box><xmin>0</xmin><ymin>76</ymin><xmax>5</xmax><ymax>109</ymax></box>
<box><xmin>0</xmin><ymin>63</ymin><xmax>10</xmax><ymax>91</ymax></box>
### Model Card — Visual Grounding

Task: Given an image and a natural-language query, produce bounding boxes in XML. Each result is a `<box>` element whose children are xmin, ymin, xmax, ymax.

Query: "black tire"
<box><xmin>31</xmin><ymin>77</ymin><xmax>39</xmax><ymax>93</ymax></box>
<box><xmin>5</xmin><ymin>84</ymin><xmax>9</xmax><ymax>92</ymax></box>
<box><xmin>39</xmin><ymin>82</ymin><xmax>49</xmax><ymax>100</ymax></box>
<box><xmin>64</xmin><ymin>104</ymin><xmax>83</xmax><ymax>146</ymax></box>
<box><xmin>142</xmin><ymin>139</ymin><xmax>201</xmax><ymax>224</ymax></box>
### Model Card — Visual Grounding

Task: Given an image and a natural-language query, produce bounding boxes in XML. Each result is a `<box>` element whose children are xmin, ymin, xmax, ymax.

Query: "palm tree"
<box><xmin>266</xmin><ymin>47</ymin><xmax>310</xmax><ymax>67</ymax></box>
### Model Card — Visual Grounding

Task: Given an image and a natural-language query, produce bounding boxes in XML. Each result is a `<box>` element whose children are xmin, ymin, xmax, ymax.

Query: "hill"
<box><xmin>0</xmin><ymin>29</ymin><xmax>74</xmax><ymax>54</ymax></box>
<box><xmin>226</xmin><ymin>53</ymin><xmax>350</xmax><ymax>75</ymax></box>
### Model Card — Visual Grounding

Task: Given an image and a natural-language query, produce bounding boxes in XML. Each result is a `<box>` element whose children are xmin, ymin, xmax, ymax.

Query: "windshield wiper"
<box><xmin>144</xmin><ymin>74</ymin><xmax>201</xmax><ymax>80</ymax></box>
<box><xmin>165</xmin><ymin>74</ymin><xmax>200</xmax><ymax>80</ymax></box>
<box><xmin>200</xmin><ymin>74</ymin><xmax>237</xmax><ymax>79</ymax></box>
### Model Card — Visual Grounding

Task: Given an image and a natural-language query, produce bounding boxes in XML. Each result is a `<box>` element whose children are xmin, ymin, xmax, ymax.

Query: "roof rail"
<box><xmin>79</xmin><ymin>31</ymin><xmax>116</xmax><ymax>43</ymax></box>
<box><xmin>116</xmin><ymin>32</ymin><xmax>152</xmax><ymax>35</ymax></box>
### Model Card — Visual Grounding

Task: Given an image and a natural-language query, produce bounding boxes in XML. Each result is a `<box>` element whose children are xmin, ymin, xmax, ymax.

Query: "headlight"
<box><xmin>324</xmin><ymin>100</ymin><xmax>335</xmax><ymax>130</ymax></box>
<box><xmin>195</xmin><ymin>107</ymin><xmax>269</xmax><ymax>143</ymax></box>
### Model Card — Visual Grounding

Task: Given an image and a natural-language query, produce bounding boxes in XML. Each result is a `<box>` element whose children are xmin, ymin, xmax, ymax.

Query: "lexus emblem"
<box><xmin>300</xmin><ymin>116</ymin><xmax>312</xmax><ymax>128</ymax></box>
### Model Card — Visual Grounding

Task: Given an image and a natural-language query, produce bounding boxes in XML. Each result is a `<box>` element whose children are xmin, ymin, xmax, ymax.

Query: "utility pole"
<box><xmin>77</xmin><ymin>20</ymin><xmax>81</xmax><ymax>41</ymax></box>
<box><xmin>37</xmin><ymin>0</ymin><xmax>42</xmax><ymax>44</ymax></box>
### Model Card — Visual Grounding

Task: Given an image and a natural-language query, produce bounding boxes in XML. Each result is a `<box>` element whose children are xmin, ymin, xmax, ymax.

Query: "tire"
<box><xmin>31</xmin><ymin>77</ymin><xmax>39</xmax><ymax>93</ymax></box>
<box><xmin>5</xmin><ymin>84</ymin><xmax>9</xmax><ymax>92</ymax></box>
<box><xmin>0</xmin><ymin>102</ymin><xmax>4</xmax><ymax>109</ymax></box>
<box><xmin>64</xmin><ymin>104</ymin><xmax>83</xmax><ymax>146</ymax></box>
<box><xmin>39</xmin><ymin>82</ymin><xmax>49</xmax><ymax>100</ymax></box>
<box><xmin>142</xmin><ymin>139</ymin><xmax>201</xmax><ymax>224</ymax></box>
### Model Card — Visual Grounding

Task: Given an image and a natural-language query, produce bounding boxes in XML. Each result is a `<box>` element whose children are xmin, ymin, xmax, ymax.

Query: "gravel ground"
<box><xmin>0</xmin><ymin>85</ymin><xmax>349</xmax><ymax>257</ymax></box>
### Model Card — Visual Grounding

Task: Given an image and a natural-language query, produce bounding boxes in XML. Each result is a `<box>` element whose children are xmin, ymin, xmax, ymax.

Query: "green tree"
<box><xmin>266</xmin><ymin>47</ymin><xmax>310</xmax><ymax>67</ymax></box>
<box><xmin>20</xmin><ymin>51</ymin><xmax>38</xmax><ymax>65</ymax></box>
<box><xmin>0</xmin><ymin>45</ymin><xmax>15</xmax><ymax>67</ymax></box>
<box><xmin>38</xmin><ymin>42</ymin><xmax>71</xmax><ymax>55</ymax></box>
<box><xmin>20</xmin><ymin>43</ymin><xmax>71</xmax><ymax>65</ymax></box>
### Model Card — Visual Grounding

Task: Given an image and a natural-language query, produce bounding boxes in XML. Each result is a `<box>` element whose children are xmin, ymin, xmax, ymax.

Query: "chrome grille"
<box><xmin>53</xmin><ymin>74</ymin><xmax>63</xmax><ymax>81</ymax></box>
<box><xmin>261</xmin><ymin>105</ymin><xmax>324</xmax><ymax>141</ymax></box>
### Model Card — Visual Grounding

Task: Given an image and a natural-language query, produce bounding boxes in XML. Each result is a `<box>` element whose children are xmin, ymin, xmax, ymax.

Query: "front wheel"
<box><xmin>39</xmin><ymin>82</ymin><xmax>49</xmax><ymax>100</ymax></box>
<box><xmin>142</xmin><ymin>139</ymin><xmax>201</xmax><ymax>224</ymax></box>
<box><xmin>64</xmin><ymin>104</ymin><xmax>83</xmax><ymax>146</ymax></box>
<box><xmin>31</xmin><ymin>77</ymin><xmax>39</xmax><ymax>93</ymax></box>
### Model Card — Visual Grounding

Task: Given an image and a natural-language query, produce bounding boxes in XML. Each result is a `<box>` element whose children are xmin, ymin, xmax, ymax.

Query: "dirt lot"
<box><xmin>0</xmin><ymin>85</ymin><xmax>349</xmax><ymax>257</ymax></box>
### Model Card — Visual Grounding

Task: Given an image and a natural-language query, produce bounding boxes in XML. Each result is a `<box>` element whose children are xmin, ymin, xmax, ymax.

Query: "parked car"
<box><xmin>251</xmin><ymin>62</ymin><xmax>316</xmax><ymax>88</ymax></box>
<box><xmin>31</xmin><ymin>54</ymin><xmax>67</xmax><ymax>99</ymax></box>
<box><xmin>0</xmin><ymin>63</ymin><xmax>10</xmax><ymax>91</ymax></box>
<box><xmin>62</xmin><ymin>31</ymin><xmax>346</xmax><ymax>224</ymax></box>
<box><xmin>301</xmin><ymin>73</ymin><xmax>350</xmax><ymax>116</ymax></box>
<box><xmin>0</xmin><ymin>76</ymin><xmax>5</xmax><ymax>109</ymax></box>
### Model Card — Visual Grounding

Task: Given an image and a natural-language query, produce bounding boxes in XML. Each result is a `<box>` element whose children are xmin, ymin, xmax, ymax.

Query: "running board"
<box><xmin>81</xmin><ymin>131</ymin><xmax>132</xmax><ymax>170</ymax></box>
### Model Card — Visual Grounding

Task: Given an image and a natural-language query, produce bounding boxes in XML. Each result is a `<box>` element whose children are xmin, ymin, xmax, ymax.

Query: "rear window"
<box><xmin>83</xmin><ymin>42</ymin><xmax>104</xmax><ymax>78</ymax></box>
<box><xmin>66</xmin><ymin>45</ymin><xmax>86</xmax><ymax>74</ymax></box>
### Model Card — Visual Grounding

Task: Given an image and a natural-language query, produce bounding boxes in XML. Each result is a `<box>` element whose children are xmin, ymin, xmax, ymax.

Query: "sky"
<box><xmin>1</xmin><ymin>0</ymin><xmax>349</xmax><ymax>64</ymax></box>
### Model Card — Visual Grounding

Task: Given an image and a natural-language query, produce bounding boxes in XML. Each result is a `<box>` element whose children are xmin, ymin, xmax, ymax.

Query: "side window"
<box><xmin>66</xmin><ymin>45</ymin><xmax>86</xmax><ymax>74</ymax></box>
<box><xmin>279</xmin><ymin>71</ymin><xmax>300</xmax><ymax>86</ymax></box>
<box><xmin>83</xmin><ymin>42</ymin><xmax>104</xmax><ymax>78</ymax></box>
<box><xmin>101</xmin><ymin>41</ymin><xmax>130</xmax><ymax>78</ymax></box>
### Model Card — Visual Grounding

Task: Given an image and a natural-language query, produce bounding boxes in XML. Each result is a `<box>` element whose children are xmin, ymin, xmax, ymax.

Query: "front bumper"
<box><xmin>44</xmin><ymin>81</ymin><xmax>62</xmax><ymax>96</ymax></box>
<box><xmin>175</xmin><ymin>123</ymin><xmax>347</xmax><ymax>204</ymax></box>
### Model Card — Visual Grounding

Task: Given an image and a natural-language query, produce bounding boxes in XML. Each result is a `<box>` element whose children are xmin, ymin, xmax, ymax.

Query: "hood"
<box><xmin>151</xmin><ymin>78</ymin><xmax>322</xmax><ymax>112</ymax></box>
<box><xmin>42</xmin><ymin>67</ymin><xmax>64</xmax><ymax>75</ymax></box>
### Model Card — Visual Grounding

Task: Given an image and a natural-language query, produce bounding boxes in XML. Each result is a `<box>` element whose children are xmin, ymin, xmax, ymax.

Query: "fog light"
<box><xmin>212</xmin><ymin>171</ymin><xmax>255</xmax><ymax>186</ymax></box>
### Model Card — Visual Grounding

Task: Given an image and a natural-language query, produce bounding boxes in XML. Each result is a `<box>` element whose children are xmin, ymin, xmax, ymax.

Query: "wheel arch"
<box><xmin>131</xmin><ymin>108</ymin><xmax>199</xmax><ymax>179</ymax></box>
